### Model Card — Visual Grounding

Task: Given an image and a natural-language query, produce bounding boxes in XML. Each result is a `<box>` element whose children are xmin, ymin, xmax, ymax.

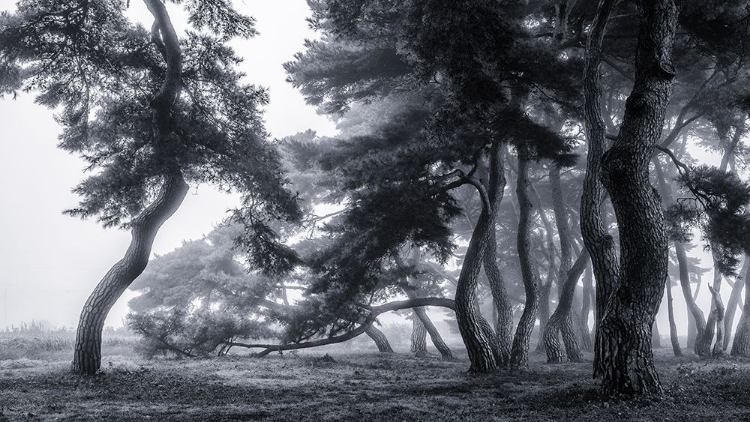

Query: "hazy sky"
<box><xmin>0</xmin><ymin>0</ymin><xmax>336</xmax><ymax>329</ymax></box>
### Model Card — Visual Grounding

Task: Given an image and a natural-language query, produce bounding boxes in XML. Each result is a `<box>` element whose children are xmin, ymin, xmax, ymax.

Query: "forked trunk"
<box><xmin>544</xmin><ymin>250</ymin><xmax>589</xmax><ymax>363</ymax></box>
<box><xmin>72</xmin><ymin>172</ymin><xmax>188</xmax><ymax>374</ymax></box>
<box><xmin>510</xmin><ymin>146</ymin><xmax>539</xmax><ymax>369</ymax></box>
<box><xmin>597</xmin><ymin>0</ymin><xmax>677</xmax><ymax>396</ymax></box>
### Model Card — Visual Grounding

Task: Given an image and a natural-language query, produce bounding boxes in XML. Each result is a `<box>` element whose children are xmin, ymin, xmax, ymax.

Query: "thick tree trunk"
<box><xmin>732</xmin><ymin>274</ymin><xmax>750</xmax><ymax>356</ymax></box>
<box><xmin>724</xmin><ymin>256</ymin><xmax>748</xmax><ymax>350</ymax></box>
<box><xmin>708</xmin><ymin>285</ymin><xmax>725</xmax><ymax>357</ymax></box>
<box><xmin>410</xmin><ymin>315</ymin><xmax>428</xmax><ymax>356</ymax></box>
<box><xmin>367</xmin><ymin>325</ymin><xmax>394</xmax><ymax>353</ymax></box>
<box><xmin>413</xmin><ymin>307</ymin><xmax>453</xmax><ymax>359</ymax></box>
<box><xmin>666</xmin><ymin>277</ymin><xmax>683</xmax><ymax>356</ymax></box>
<box><xmin>453</xmin><ymin>142</ymin><xmax>503</xmax><ymax>372</ymax></box>
<box><xmin>580</xmin><ymin>0</ymin><xmax>621</xmax><ymax>379</ymax></box>
<box><xmin>597</xmin><ymin>0</ymin><xmax>677</xmax><ymax>396</ymax></box>
<box><xmin>72</xmin><ymin>172</ymin><xmax>188</xmax><ymax>374</ymax></box>
<box><xmin>510</xmin><ymin>146</ymin><xmax>540</xmax><ymax>369</ymax></box>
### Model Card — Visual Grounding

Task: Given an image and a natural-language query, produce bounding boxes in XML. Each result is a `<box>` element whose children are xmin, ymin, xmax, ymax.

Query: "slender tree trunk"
<box><xmin>482</xmin><ymin>146</ymin><xmax>512</xmax><ymax>366</ymax></box>
<box><xmin>413</xmin><ymin>307</ymin><xmax>453</xmax><ymax>359</ymax></box>
<box><xmin>410</xmin><ymin>316</ymin><xmax>427</xmax><ymax>356</ymax></box>
<box><xmin>72</xmin><ymin>173</ymin><xmax>188</xmax><ymax>374</ymax></box>
<box><xmin>453</xmin><ymin>142</ymin><xmax>503</xmax><ymax>373</ymax></box>
<box><xmin>696</xmin><ymin>255</ymin><xmax>723</xmax><ymax>357</ymax></box>
<box><xmin>581</xmin><ymin>0</ymin><xmax>621</xmax><ymax>379</ymax></box>
<box><xmin>510</xmin><ymin>146</ymin><xmax>540</xmax><ymax>369</ymax></box>
<box><xmin>72</xmin><ymin>0</ymin><xmax>187</xmax><ymax>375</ymax></box>
<box><xmin>535</xmin><ymin>276</ymin><xmax>553</xmax><ymax>354</ymax></box>
<box><xmin>545</xmin><ymin>249</ymin><xmax>590</xmax><ymax>362</ymax></box>
<box><xmin>666</xmin><ymin>277</ymin><xmax>683</xmax><ymax>356</ymax></box>
<box><xmin>652</xmin><ymin>321</ymin><xmax>662</xmax><ymax>349</ymax></box>
<box><xmin>597</xmin><ymin>0</ymin><xmax>677</xmax><ymax>396</ymax></box>
<box><xmin>724</xmin><ymin>256</ymin><xmax>748</xmax><ymax>350</ymax></box>
<box><xmin>367</xmin><ymin>325</ymin><xmax>394</xmax><ymax>353</ymax></box>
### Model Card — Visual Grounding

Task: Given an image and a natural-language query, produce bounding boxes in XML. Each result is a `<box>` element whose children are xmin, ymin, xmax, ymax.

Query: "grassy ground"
<box><xmin>2</xmin><ymin>333</ymin><xmax>750</xmax><ymax>421</ymax></box>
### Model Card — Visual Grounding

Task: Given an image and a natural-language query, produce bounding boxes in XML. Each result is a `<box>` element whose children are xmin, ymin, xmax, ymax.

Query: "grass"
<box><xmin>2</xmin><ymin>333</ymin><xmax>750</xmax><ymax>421</ymax></box>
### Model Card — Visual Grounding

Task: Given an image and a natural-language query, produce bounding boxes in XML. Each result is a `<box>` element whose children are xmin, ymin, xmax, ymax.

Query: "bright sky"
<box><xmin>0</xmin><ymin>0</ymin><xmax>336</xmax><ymax>329</ymax></box>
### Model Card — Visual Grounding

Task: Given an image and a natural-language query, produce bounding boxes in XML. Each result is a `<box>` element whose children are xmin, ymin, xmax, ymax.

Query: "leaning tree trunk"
<box><xmin>545</xmin><ymin>249</ymin><xmax>590</xmax><ymax>363</ymax></box>
<box><xmin>411</xmin><ymin>314</ymin><xmax>428</xmax><ymax>356</ymax></box>
<box><xmin>72</xmin><ymin>173</ymin><xmax>188</xmax><ymax>374</ymax></box>
<box><xmin>597</xmin><ymin>0</ymin><xmax>677</xmax><ymax>396</ymax></box>
<box><xmin>453</xmin><ymin>141</ymin><xmax>503</xmax><ymax>372</ymax></box>
<box><xmin>510</xmin><ymin>146</ymin><xmax>540</xmax><ymax>369</ymax></box>
<box><xmin>665</xmin><ymin>277</ymin><xmax>683</xmax><ymax>356</ymax></box>
<box><xmin>724</xmin><ymin>256</ymin><xmax>748</xmax><ymax>350</ymax></box>
<box><xmin>72</xmin><ymin>0</ymin><xmax>186</xmax><ymax>375</ymax></box>
<box><xmin>580</xmin><ymin>0</ymin><xmax>621</xmax><ymax>379</ymax></box>
<box><xmin>413</xmin><ymin>306</ymin><xmax>453</xmax><ymax>359</ymax></box>
<box><xmin>366</xmin><ymin>325</ymin><xmax>394</xmax><ymax>354</ymax></box>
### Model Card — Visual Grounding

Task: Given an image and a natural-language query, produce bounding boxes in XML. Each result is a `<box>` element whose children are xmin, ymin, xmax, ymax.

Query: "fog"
<box><xmin>0</xmin><ymin>0</ymin><xmax>336</xmax><ymax>329</ymax></box>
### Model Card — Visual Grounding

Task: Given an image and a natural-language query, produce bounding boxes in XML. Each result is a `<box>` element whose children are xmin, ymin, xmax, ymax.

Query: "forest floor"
<box><xmin>2</xmin><ymin>334</ymin><xmax>750</xmax><ymax>421</ymax></box>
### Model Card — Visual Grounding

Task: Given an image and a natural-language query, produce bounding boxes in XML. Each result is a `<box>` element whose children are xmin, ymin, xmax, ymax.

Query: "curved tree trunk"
<box><xmin>580</xmin><ymin>0</ymin><xmax>621</xmax><ymax>379</ymax></box>
<box><xmin>510</xmin><ymin>146</ymin><xmax>540</xmax><ymax>369</ymax></box>
<box><xmin>453</xmin><ymin>142</ymin><xmax>503</xmax><ymax>372</ymax></box>
<box><xmin>72</xmin><ymin>0</ymin><xmax>187</xmax><ymax>375</ymax></box>
<box><xmin>665</xmin><ymin>277</ymin><xmax>683</xmax><ymax>356</ymax></box>
<box><xmin>366</xmin><ymin>325</ymin><xmax>394</xmax><ymax>353</ymax></box>
<box><xmin>708</xmin><ymin>285</ymin><xmax>726</xmax><ymax>357</ymax></box>
<box><xmin>410</xmin><ymin>315</ymin><xmax>428</xmax><ymax>356</ymax></box>
<box><xmin>72</xmin><ymin>172</ymin><xmax>188</xmax><ymax>374</ymax></box>
<box><xmin>545</xmin><ymin>249</ymin><xmax>590</xmax><ymax>363</ymax></box>
<box><xmin>724</xmin><ymin>256</ymin><xmax>748</xmax><ymax>350</ymax></box>
<box><xmin>535</xmin><ymin>275</ymin><xmax>553</xmax><ymax>354</ymax></box>
<box><xmin>597</xmin><ymin>0</ymin><xmax>677</xmax><ymax>396</ymax></box>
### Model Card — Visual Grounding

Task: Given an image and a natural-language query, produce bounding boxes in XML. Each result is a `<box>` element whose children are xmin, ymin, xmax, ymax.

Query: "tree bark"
<box><xmin>72</xmin><ymin>173</ymin><xmax>188</xmax><ymax>374</ymax></box>
<box><xmin>453</xmin><ymin>142</ymin><xmax>503</xmax><ymax>372</ymax></box>
<box><xmin>413</xmin><ymin>306</ymin><xmax>453</xmax><ymax>359</ymax></box>
<box><xmin>724</xmin><ymin>256</ymin><xmax>748</xmax><ymax>350</ymax></box>
<box><xmin>580</xmin><ymin>0</ymin><xmax>621</xmax><ymax>379</ymax></box>
<box><xmin>72</xmin><ymin>0</ymin><xmax>187</xmax><ymax>375</ymax></box>
<box><xmin>696</xmin><ymin>256</ymin><xmax>723</xmax><ymax>357</ymax></box>
<box><xmin>652</xmin><ymin>320</ymin><xmax>662</xmax><ymax>349</ymax></box>
<box><xmin>510</xmin><ymin>146</ymin><xmax>540</xmax><ymax>369</ymax></box>
<box><xmin>366</xmin><ymin>325</ymin><xmax>394</xmax><ymax>353</ymax></box>
<box><xmin>411</xmin><ymin>315</ymin><xmax>428</xmax><ymax>356</ymax></box>
<box><xmin>545</xmin><ymin>249</ymin><xmax>590</xmax><ymax>363</ymax></box>
<box><xmin>665</xmin><ymin>276</ymin><xmax>683</xmax><ymax>356</ymax></box>
<box><xmin>597</xmin><ymin>0</ymin><xmax>677</xmax><ymax>396</ymax></box>
<box><xmin>732</xmin><ymin>272</ymin><xmax>750</xmax><ymax>356</ymax></box>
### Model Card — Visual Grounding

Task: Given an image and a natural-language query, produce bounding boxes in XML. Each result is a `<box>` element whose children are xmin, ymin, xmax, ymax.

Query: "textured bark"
<box><xmin>72</xmin><ymin>173</ymin><xmax>188</xmax><ymax>374</ymax></box>
<box><xmin>453</xmin><ymin>142</ymin><xmax>503</xmax><ymax>372</ymax></box>
<box><xmin>696</xmin><ymin>255</ymin><xmax>723</xmax><ymax>358</ymax></box>
<box><xmin>580</xmin><ymin>0</ymin><xmax>621</xmax><ymax>379</ymax></box>
<box><xmin>72</xmin><ymin>0</ymin><xmax>186</xmax><ymax>375</ymax></box>
<box><xmin>510</xmin><ymin>146</ymin><xmax>539</xmax><ymax>369</ymax></box>
<box><xmin>708</xmin><ymin>285</ymin><xmax>726</xmax><ymax>357</ymax></box>
<box><xmin>665</xmin><ymin>277</ymin><xmax>683</xmax><ymax>356</ymax></box>
<box><xmin>410</xmin><ymin>316</ymin><xmax>427</xmax><ymax>356</ymax></box>
<box><xmin>482</xmin><ymin>146</ymin><xmax>512</xmax><ymax>366</ymax></box>
<box><xmin>367</xmin><ymin>325</ymin><xmax>394</xmax><ymax>353</ymax></box>
<box><xmin>724</xmin><ymin>256</ymin><xmax>748</xmax><ymax>350</ymax></box>
<box><xmin>544</xmin><ymin>165</ymin><xmax>585</xmax><ymax>362</ymax></box>
<box><xmin>597</xmin><ymin>0</ymin><xmax>677</xmax><ymax>396</ymax></box>
<box><xmin>413</xmin><ymin>307</ymin><xmax>453</xmax><ymax>359</ymax></box>
<box><xmin>545</xmin><ymin>249</ymin><xmax>590</xmax><ymax>363</ymax></box>
<box><xmin>732</xmin><ymin>272</ymin><xmax>750</xmax><ymax>356</ymax></box>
